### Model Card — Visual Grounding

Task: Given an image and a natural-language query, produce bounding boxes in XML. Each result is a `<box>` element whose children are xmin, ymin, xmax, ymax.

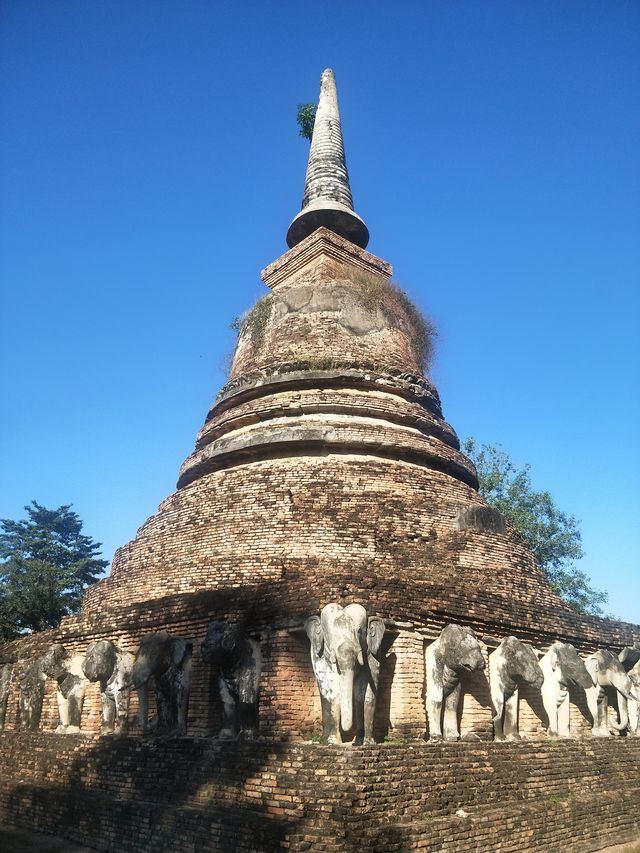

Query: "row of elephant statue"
<box><xmin>304</xmin><ymin>604</ymin><xmax>640</xmax><ymax>744</ymax></box>
<box><xmin>0</xmin><ymin>622</ymin><xmax>259</xmax><ymax>738</ymax></box>
<box><xmin>1</xmin><ymin>605</ymin><xmax>639</xmax><ymax>744</ymax></box>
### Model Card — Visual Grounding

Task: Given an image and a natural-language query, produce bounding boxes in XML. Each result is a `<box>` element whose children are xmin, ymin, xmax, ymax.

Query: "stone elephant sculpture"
<box><xmin>130</xmin><ymin>631</ymin><xmax>192</xmax><ymax>735</ymax></box>
<box><xmin>488</xmin><ymin>636</ymin><xmax>543</xmax><ymax>741</ymax></box>
<box><xmin>353</xmin><ymin>612</ymin><xmax>386</xmax><ymax>746</ymax></box>
<box><xmin>41</xmin><ymin>644</ymin><xmax>88</xmax><ymax>734</ymax></box>
<box><xmin>0</xmin><ymin>660</ymin><xmax>14</xmax><ymax>729</ymax></box>
<box><xmin>305</xmin><ymin>602</ymin><xmax>385</xmax><ymax>744</ymax></box>
<box><xmin>619</xmin><ymin>646</ymin><xmax>640</xmax><ymax>735</ymax></box>
<box><xmin>539</xmin><ymin>642</ymin><xmax>593</xmax><ymax>738</ymax></box>
<box><xmin>425</xmin><ymin>624</ymin><xmax>485</xmax><ymax>742</ymax></box>
<box><xmin>201</xmin><ymin>621</ymin><xmax>261</xmax><ymax>740</ymax></box>
<box><xmin>83</xmin><ymin>640</ymin><xmax>135</xmax><ymax>735</ymax></box>
<box><xmin>584</xmin><ymin>649</ymin><xmax>637</xmax><ymax>736</ymax></box>
<box><xmin>17</xmin><ymin>657</ymin><xmax>46</xmax><ymax>731</ymax></box>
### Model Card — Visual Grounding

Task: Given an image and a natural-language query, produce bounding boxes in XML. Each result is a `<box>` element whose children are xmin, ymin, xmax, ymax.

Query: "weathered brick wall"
<box><xmin>1</xmin><ymin>734</ymin><xmax>639</xmax><ymax>852</ymax></box>
<box><xmin>82</xmin><ymin>453</ymin><xmax>639</xmax><ymax>651</ymax></box>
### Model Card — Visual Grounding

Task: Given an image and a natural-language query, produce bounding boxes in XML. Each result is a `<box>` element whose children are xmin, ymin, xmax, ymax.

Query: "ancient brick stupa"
<box><xmin>1</xmin><ymin>69</ymin><xmax>640</xmax><ymax>853</ymax></box>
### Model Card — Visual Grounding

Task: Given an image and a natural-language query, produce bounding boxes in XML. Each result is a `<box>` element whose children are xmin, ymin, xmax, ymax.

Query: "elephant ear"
<box><xmin>619</xmin><ymin>646</ymin><xmax>640</xmax><ymax>671</ymax></box>
<box><xmin>222</xmin><ymin>624</ymin><xmax>243</xmax><ymax>655</ymax></box>
<box><xmin>585</xmin><ymin>655</ymin><xmax>599</xmax><ymax>679</ymax></box>
<box><xmin>367</xmin><ymin>617</ymin><xmax>386</xmax><ymax>658</ymax></box>
<box><xmin>304</xmin><ymin>616</ymin><xmax>323</xmax><ymax>658</ymax></box>
<box><xmin>170</xmin><ymin>638</ymin><xmax>187</xmax><ymax>668</ymax></box>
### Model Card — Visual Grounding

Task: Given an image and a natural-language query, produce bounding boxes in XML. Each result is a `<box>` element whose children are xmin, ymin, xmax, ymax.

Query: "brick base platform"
<box><xmin>1</xmin><ymin>733</ymin><xmax>639</xmax><ymax>852</ymax></box>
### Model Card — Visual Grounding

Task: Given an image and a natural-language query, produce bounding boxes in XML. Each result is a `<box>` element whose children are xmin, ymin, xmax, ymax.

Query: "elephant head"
<box><xmin>585</xmin><ymin>649</ymin><xmax>636</xmax><ymax>732</ymax></box>
<box><xmin>439</xmin><ymin>624</ymin><xmax>485</xmax><ymax>675</ymax></box>
<box><xmin>201</xmin><ymin>622</ymin><xmax>245</xmax><ymax>671</ymax></box>
<box><xmin>131</xmin><ymin>631</ymin><xmax>187</xmax><ymax>690</ymax></box>
<box><xmin>41</xmin><ymin>644</ymin><xmax>68</xmax><ymax>682</ymax></box>
<box><xmin>498</xmin><ymin>637</ymin><xmax>544</xmax><ymax>690</ymax></box>
<box><xmin>305</xmin><ymin>602</ymin><xmax>367</xmax><ymax>739</ymax></box>
<box><xmin>619</xmin><ymin>645</ymin><xmax>640</xmax><ymax>673</ymax></box>
<box><xmin>83</xmin><ymin>640</ymin><xmax>117</xmax><ymax>686</ymax></box>
<box><xmin>548</xmin><ymin>642</ymin><xmax>593</xmax><ymax>690</ymax></box>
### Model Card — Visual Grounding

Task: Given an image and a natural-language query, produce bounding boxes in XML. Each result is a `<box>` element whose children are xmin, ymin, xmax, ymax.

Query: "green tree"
<box><xmin>0</xmin><ymin>501</ymin><xmax>107</xmax><ymax>641</ymax></box>
<box><xmin>296</xmin><ymin>103</ymin><xmax>316</xmax><ymax>141</ymax></box>
<box><xmin>463</xmin><ymin>439</ymin><xmax>608</xmax><ymax>616</ymax></box>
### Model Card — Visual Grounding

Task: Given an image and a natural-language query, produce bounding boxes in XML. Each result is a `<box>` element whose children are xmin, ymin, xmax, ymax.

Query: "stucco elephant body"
<box><xmin>305</xmin><ymin>602</ymin><xmax>384</xmax><ymax>744</ymax></box>
<box><xmin>0</xmin><ymin>661</ymin><xmax>13</xmax><ymax>729</ymax></box>
<box><xmin>131</xmin><ymin>631</ymin><xmax>192</xmax><ymax>735</ymax></box>
<box><xmin>540</xmin><ymin>642</ymin><xmax>593</xmax><ymax>738</ymax></box>
<box><xmin>584</xmin><ymin>649</ymin><xmax>636</xmax><ymax>737</ymax></box>
<box><xmin>201</xmin><ymin>621</ymin><xmax>261</xmax><ymax>740</ymax></box>
<box><xmin>425</xmin><ymin>624</ymin><xmax>485</xmax><ymax>742</ymax></box>
<box><xmin>41</xmin><ymin>644</ymin><xmax>88</xmax><ymax>734</ymax></box>
<box><xmin>353</xmin><ymin>613</ymin><xmax>385</xmax><ymax>746</ymax></box>
<box><xmin>83</xmin><ymin>640</ymin><xmax>134</xmax><ymax>734</ymax></box>
<box><xmin>488</xmin><ymin>636</ymin><xmax>544</xmax><ymax>741</ymax></box>
<box><xmin>18</xmin><ymin>658</ymin><xmax>46</xmax><ymax>731</ymax></box>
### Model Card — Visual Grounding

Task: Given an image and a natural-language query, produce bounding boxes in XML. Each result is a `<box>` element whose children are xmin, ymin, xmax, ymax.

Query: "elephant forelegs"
<box><xmin>503</xmin><ymin>689</ymin><xmax>520</xmax><ymax>741</ymax></box>
<box><xmin>56</xmin><ymin>689</ymin><xmax>70</xmax><ymax>731</ymax></box>
<box><xmin>219</xmin><ymin>676</ymin><xmax>238</xmax><ymax>739</ymax></box>
<box><xmin>319</xmin><ymin>694</ymin><xmax>341</xmax><ymax>744</ymax></box>
<box><xmin>101</xmin><ymin>689</ymin><xmax>117</xmax><ymax>734</ymax></box>
<box><xmin>443</xmin><ymin>683</ymin><xmax>461</xmax><ymax>742</ymax></box>
<box><xmin>491</xmin><ymin>690</ymin><xmax>506</xmax><ymax>741</ymax></box>
<box><xmin>137</xmin><ymin>684</ymin><xmax>149</xmax><ymax>734</ymax></box>
<box><xmin>557</xmin><ymin>692</ymin><xmax>571</xmax><ymax>738</ymax></box>
<box><xmin>427</xmin><ymin>698</ymin><xmax>443</xmax><ymax>741</ymax></box>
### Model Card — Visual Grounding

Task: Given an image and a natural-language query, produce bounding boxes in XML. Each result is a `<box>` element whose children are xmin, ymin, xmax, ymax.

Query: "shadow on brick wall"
<box><xmin>2</xmin><ymin>736</ymin><xmax>298</xmax><ymax>851</ymax></box>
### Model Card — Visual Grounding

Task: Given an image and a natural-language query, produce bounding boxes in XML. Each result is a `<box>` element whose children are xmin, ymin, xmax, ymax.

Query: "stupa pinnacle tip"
<box><xmin>286</xmin><ymin>69</ymin><xmax>369</xmax><ymax>250</ymax></box>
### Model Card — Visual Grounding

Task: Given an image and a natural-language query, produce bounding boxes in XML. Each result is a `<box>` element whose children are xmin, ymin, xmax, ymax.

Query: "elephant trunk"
<box><xmin>610</xmin><ymin>693</ymin><xmax>629</xmax><ymax>732</ymax></box>
<box><xmin>339</xmin><ymin>667</ymin><xmax>354</xmax><ymax>731</ymax></box>
<box><xmin>130</xmin><ymin>662</ymin><xmax>150</xmax><ymax>692</ymax></box>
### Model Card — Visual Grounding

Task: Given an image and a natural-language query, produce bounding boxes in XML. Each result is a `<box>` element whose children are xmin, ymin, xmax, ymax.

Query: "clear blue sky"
<box><xmin>1</xmin><ymin>2</ymin><xmax>638</xmax><ymax>621</ymax></box>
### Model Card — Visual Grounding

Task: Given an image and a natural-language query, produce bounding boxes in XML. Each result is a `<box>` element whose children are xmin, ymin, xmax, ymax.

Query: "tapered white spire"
<box><xmin>286</xmin><ymin>69</ymin><xmax>369</xmax><ymax>250</ymax></box>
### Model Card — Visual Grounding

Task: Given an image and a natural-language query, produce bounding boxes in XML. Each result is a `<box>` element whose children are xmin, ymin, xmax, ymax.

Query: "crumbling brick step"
<box><xmin>366</xmin><ymin>791</ymin><xmax>640</xmax><ymax>852</ymax></box>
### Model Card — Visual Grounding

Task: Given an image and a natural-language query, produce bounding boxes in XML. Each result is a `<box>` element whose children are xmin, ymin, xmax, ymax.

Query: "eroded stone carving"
<box><xmin>305</xmin><ymin>602</ymin><xmax>384</xmax><ymax>745</ymax></box>
<box><xmin>353</xmin><ymin>613</ymin><xmax>385</xmax><ymax>746</ymax></box>
<box><xmin>41</xmin><ymin>644</ymin><xmax>88</xmax><ymax>734</ymax></box>
<box><xmin>425</xmin><ymin>624</ymin><xmax>485</xmax><ymax>742</ymax></box>
<box><xmin>201</xmin><ymin>621</ymin><xmax>261</xmax><ymax>740</ymax></box>
<box><xmin>0</xmin><ymin>661</ymin><xmax>14</xmax><ymax>728</ymax></box>
<box><xmin>584</xmin><ymin>649</ymin><xmax>637</xmax><ymax>737</ymax></box>
<box><xmin>540</xmin><ymin>642</ymin><xmax>593</xmax><ymax>738</ymax></box>
<box><xmin>83</xmin><ymin>640</ymin><xmax>134</xmax><ymax>735</ymax></box>
<box><xmin>488</xmin><ymin>636</ymin><xmax>543</xmax><ymax>741</ymax></box>
<box><xmin>18</xmin><ymin>658</ymin><xmax>46</xmax><ymax>731</ymax></box>
<box><xmin>131</xmin><ymin>631</ymin><xmax>192</xmax><ymax>735</ymax></box>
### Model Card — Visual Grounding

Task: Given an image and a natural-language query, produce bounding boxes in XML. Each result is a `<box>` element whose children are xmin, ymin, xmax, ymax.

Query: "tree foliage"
<box><xmin>0</xmin><ymin>502</ymin><xmax>107</xmax><ymax>641</ymax></box>
<box><xmin>296</xmin><ymin>103</ymin><xmax>316</xmax><ymax>141</ymax></box>
<box><xmin>463</xmin><ymin>439</ymin><xmax>608</xmax><ymax>616</ymax></box>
